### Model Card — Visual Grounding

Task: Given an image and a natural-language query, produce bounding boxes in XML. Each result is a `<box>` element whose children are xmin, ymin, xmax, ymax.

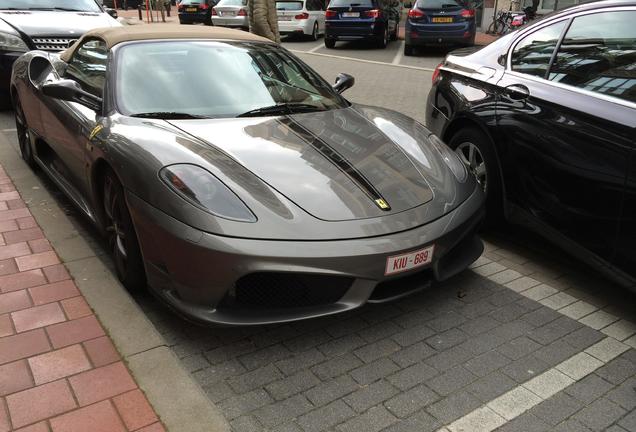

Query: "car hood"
<box><xmin>168</xmin><ymin>106</ymin><xmax>440</xmax><ymax>222</ymax></box>
<box><xmin>0</xmin><ymin>10</ymin><xmax>119</xmax><ymax>37</ymax></box>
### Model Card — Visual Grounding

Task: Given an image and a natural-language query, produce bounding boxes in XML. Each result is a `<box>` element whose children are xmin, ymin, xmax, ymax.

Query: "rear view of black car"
<box><xmin>405</xmin><ymin>0</ymin><xmax>476</xmax><ymax>55</ymax></box>
<box><xmin>324</xmin><ymin>0</ymin><xmax>400</xmax><ymax>48</ymax></box>
<box><xmin>178</xmin><ymin>0</ymin><xmax>216</xmax><ymax>24</ymax></box>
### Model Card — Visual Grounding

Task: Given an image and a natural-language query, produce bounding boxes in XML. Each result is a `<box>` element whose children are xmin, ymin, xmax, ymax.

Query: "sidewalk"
<box><xmin>0</xmin><ymin>165</ymin><xmax>164</xmax><ymax>432</ymax></box>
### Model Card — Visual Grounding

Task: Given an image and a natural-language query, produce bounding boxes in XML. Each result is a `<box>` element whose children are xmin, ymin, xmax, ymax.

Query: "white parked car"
<box><xmin>211</xmin><ymin>0</ymin><xmax>249</xmax><ymax>30</ymax></box>
<box><xmin>276</xmin><ymin>0</ymin><xmax>325</xmax><ymax>40</ymax></box>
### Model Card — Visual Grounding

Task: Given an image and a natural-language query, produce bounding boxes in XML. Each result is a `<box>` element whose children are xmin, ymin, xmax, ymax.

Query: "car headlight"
<box><xmin>429</xmin><ymin>134</ymin><xmax>467</xmax><ymax>183</ymax></box>
<box><xmin>160</xmin><ymin>164</ymin><xmax>257</xmax><ymax>223</ymax></box>
<box><xmin>0</xmin><ymin>31</ymin><xmax>28</xmax><ymax>52</ymax></box>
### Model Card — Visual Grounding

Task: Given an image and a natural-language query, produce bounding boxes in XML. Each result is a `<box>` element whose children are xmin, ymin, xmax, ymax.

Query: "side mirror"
<box><xmin>41</xmin><ymin>79</ymin><xmax>103</xmax><ymax>112</ymax></box>
<box><xmin>105</xmin><ymin>8</ymin><xmax>118</xmax><ymax>18</ymax></box>
<box><xmin>333</xmin><ymin>73</ymin><xmax>354</xmax><ymax>94</ymax></box>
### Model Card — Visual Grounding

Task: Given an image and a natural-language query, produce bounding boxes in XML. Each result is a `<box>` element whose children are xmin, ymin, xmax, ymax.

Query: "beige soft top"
<box><xmin>59</xmin><ymin>25</ymin><xmax>269</xmax><ymax>62</ymax></box>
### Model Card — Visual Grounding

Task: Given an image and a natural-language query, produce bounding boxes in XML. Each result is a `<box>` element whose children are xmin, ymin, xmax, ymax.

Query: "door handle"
<box><xmin>505</xmin><ymin>84</ymin><xmax>530</xmax><ymax>100</ymax></box>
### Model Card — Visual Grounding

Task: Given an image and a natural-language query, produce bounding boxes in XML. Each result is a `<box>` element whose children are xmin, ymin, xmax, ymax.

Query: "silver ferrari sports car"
<box><xmin>10</xmin><ymin>25</ymin><xmax>484</xmax><ymax>325</ymax></box>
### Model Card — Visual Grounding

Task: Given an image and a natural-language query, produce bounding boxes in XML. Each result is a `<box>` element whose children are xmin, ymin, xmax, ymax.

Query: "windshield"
<box><xmin>116</xmin><ymin>41</ymin><xmax>348</xmax><ymax>118</ymax></box>
<box><xmin>0</xmin><ymin>0</ymin><xmax>102</xmax><ymax>11</ymax></box>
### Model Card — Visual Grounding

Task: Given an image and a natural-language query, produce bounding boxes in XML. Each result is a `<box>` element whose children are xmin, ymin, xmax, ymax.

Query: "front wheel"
<box><xmin>378</xmin><ymin>25</ymin><xmax>389</xmax><ymax>48</ymax></box>
<box><xmin>103</xmin><ymin>170</ymin><xmax>146</xmax><ymax>291</ymax></box>
<box><xmin>324</xmin><ymin>38</ymin><xmax>336</xmax><ymax>48</ymax></box>
<box><xmin>404</xmin><ymin>43</ymin><xmax>413</xmax><ymax>56</ymax></box>
<box><xmin>310</xmin><ymin>21</ymin><xmax>319</xmax><ymax>41</ymax></box>
<box><xmin>448</xmin><ymin>128</ymin><xmax>503</xmax><ymax>226</ymax></box>
<box><xmin>13</xmin><ymin>95</ymin><xmax>36</xmax><ymax>168</ymax></box>
<box><xmin>390</xmin><ymin>22</ymin><xmax>398</xmax><ymax>41</ymax></box>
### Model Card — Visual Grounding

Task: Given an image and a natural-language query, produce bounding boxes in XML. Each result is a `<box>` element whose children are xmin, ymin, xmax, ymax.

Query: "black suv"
<box><xmin>324</xmin><ymin>0</ymin><xmax>401</xmax><ymax>48</ymax></box>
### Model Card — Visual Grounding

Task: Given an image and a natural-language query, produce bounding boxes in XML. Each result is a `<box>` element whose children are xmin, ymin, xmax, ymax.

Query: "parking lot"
<box><xmin>1</xmin><ymin>42</ymin><xmax>635</xmax><ymax>432</ymax></box>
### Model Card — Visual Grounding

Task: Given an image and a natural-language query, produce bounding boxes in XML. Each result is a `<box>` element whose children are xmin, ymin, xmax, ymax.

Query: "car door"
<box><xmin>615</xmin><ymin>147</ymin><xmax>636</xmax><ymax>287</ymax></box>
<box><xmin>39</xmin><ymin>38</ymin><xmax>108</xmax><ymax>212</ymax></box>
<box><xmin>495</xmin><ymin>8</ymin><xmax>636</xmax><ymax>266</ymax></box>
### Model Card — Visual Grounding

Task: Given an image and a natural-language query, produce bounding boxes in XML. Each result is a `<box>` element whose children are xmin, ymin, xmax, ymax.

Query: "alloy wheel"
<box><xmin>14</xmin><ymin>99</ymin><xmax>33</xmax><ymax>164</ymax></box>
<box><xmin>456</xmin><ymin>141</ymin><xmax>488</xmax><ymax>194</ymax></box>
<box><xmin>103</xmin><ymin>175</ymin><xmax>129</xmax><ymax>280</ymax></box>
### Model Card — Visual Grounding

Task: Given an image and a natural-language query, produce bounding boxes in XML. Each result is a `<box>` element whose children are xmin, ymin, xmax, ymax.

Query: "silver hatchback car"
<box><xmin>211</xmin><ymin>0</ymin><xmax>249</xmax><ymax>29</ymax></box>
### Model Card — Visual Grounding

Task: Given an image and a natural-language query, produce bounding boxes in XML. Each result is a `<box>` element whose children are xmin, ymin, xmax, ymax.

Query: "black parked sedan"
<box><xmin>324</xmin><ymin>0</ymin><xmax>400</xmax><ymax>48</ymax></box>
<box><xmin>426</xmin><ymin>0</ymin><xmax>636</xmax><ymax>289</ymax></box>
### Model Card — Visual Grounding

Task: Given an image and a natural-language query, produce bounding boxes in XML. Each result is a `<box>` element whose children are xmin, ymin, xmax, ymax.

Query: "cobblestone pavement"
<box><xmin>1</xmin><ymin>49</ymin><xmax>635</xmax><ymax>432</ymax></box>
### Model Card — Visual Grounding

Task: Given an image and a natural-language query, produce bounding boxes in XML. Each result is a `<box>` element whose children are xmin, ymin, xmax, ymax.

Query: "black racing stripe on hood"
<box><xmin>278</xmin><ymin>116</ymin><xmax>391</xmax><ymax>211</ymax></box>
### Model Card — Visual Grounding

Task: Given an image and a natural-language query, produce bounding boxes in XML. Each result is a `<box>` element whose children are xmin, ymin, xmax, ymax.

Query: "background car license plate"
<box><xmin>432</xmin><ymin>17</ymin><xmax>453</xmax><ymax>22</ymax></box>
<box><xmin>385</xmin><ymin>245</ymin><xmax>434</xmax><ymax>276</ymax></box>
<box><xmin>223</xmin><ymin>11</ymin><xmax>236</xmax><ymax>16</ymax></box>
<box><xmin>186</xmin><ymin>7</ymin><xmax>197</xmax><ymax>12</ymax></box>
<box><xmin>342</xmin><ymin>12</ymin><xmax>360</xmax><ymax>17</ymax></box>
<box><xmin>278</xmin><ymin>15</ymin><xmax>292</xmax><ymax>20</ymax></box>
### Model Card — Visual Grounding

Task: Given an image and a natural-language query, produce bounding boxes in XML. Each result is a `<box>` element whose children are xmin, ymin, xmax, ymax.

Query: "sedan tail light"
<box><xmin>432</xmin><ymin>62</ymin><xmax>443</xmax><ymax>83</ymax></box>
<box><xmin>408</xmin><ymin>8</ymin><xmax>425</xmax><ymax>18</ymax></box>
<box><xmin>364</xmin><ymin>9</ymin><xmax>381</xmax><ymax>18</ymax></box>
<box><xmin>325</xmin><ymin>9</ymin><xmax>336</xmax><ymax>17</ymax></box>
<box><xmin>238</xmin><ymin>8</ymin><xmax>247</xmax><ymax>15</ymax></box>
<box><xmin>295</xmin><ymin>12</ymin><xmax>309</xmax><ymax>19</ymax></box>
<box><xmin>211</xmin><ymin>7</ymin><xmax>217</xmax><ymax>14</ymax></box>
<box><xmin>200</xmin><ymin>3</ymin><xmax>209</xmax><ymax>9</ymax></box>
<box><xmin>460</xmin><ymin>8</ymin><xmax>475</xmax><ymax>18</ymax></box>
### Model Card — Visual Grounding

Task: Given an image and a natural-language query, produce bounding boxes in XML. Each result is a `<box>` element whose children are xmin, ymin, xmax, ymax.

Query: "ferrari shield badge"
<box><xmin>375</xmin><ymin>198</ymin><xmax>391</xmax><ymax>210</ymax></box>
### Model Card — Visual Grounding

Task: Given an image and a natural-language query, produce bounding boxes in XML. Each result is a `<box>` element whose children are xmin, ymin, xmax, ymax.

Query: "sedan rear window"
<box><xmin>216</xmin><ymin>0</ymin><xmax>246</xmax><ymax>5</ymax></box>
<box><xmin>276</xmin><ymin>1</ymin><xmax>303</xmax><ymax>9</ymax></box>
<box><xmin>328</xmin><ymin>0</ymin><xmax>374</xmax><ymax>8</ymax></box>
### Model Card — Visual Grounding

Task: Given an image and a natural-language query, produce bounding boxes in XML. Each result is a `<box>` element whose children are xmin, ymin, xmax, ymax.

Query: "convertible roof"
<box><xmin>59</xmin><ymin>25</ymin><xmax>269</xmax><ymax>62</ymax></box>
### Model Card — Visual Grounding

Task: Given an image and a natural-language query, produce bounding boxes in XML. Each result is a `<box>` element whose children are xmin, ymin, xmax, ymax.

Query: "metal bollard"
<box><xmin>138</xmin><ymin>4</ymin><xmax>143</xmax><ymax>19</ymax></box>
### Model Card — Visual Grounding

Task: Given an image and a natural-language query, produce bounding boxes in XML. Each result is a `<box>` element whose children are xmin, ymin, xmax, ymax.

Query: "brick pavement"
<box><xmin>136</xmin><ymin>254</ymin><xmax>636</xmax><ymax>432</ymax></box>
<box><xmin>0</xmin><ymin>165</ymin><xmax>164</xmax><ymax>432</ymax></box>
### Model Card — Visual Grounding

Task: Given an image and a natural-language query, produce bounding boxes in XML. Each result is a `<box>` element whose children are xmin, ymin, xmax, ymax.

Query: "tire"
<box><xmin>378</xmin><ymin>25</ymin><xmax>389</xmax><ymax>48</ymax></box>
<box><xmin>13</xmin><ymin>95</ymin><xmax>36</xmax><ymax>169</ymax></box>
<box><xmin>310</xmin><ymin>21</ymin><xmax>319</xmax><ymax>41</ymax></box>
<box><xmin>205</xmin><ymin>13</ymin><xmax>213</xmax><ymax>25</ymax></box>
<box><xmin>390</xmin><ymin>22</ymin><xmax>398</xmax><ymax>41</ymax></box>
<box><xmin>448</xmin><ymin>128</ymin><xmax>503</xmax><ymax>226</ymax></box>
<box><xmin>324</xmin><ymin>38</ymin><xmax>336</xmax><ymax>48</ymax></box>
<box><xmin>404</xmin><ymin>43</ymin><xmax>413</xmax><ymax>56</ymax></box>
<box><xmin>102</xmin><ymin>170</ymin><xmax>146</xmax><ymax>292</ymax></box>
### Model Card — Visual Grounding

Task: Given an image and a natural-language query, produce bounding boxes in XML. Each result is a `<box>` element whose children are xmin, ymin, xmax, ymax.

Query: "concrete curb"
<box><xmin>0</xmin><ymin>131</ymin><xmax>230</xmax><ymax>432</ymax></box>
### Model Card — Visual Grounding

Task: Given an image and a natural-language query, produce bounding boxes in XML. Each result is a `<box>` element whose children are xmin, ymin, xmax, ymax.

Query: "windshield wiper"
<box><xmin>237</xmin><ymin>103</ymin><xmax>324</xmax><ymax>118</ymax></box>
<box><xmin>130</xmin><ymin>112</ymin><xmax>211</xmax><ymax>119</ymax></box>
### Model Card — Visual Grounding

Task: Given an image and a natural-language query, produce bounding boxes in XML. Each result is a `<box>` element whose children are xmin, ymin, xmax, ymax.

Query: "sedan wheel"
<box><xmin>456</xmin><ymin>141</ymin><xmax>487</xmax><ymax>194</ymax></box>
<box><xmin>103</xmin><ymin>171</ymin><xmax>146</xmax><ymax>291</ymax></box>
<box><xmin>13</xmin><ymin>97</ymin><xmax>36</xmax><ymax>168</ymax></box>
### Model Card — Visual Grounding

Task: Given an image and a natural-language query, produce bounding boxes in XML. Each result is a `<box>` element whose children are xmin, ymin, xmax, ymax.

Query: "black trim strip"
<box><xmin>279</xmin><ymin>116</ymin><xmax>391</xmax><ymax>211</ymax></box>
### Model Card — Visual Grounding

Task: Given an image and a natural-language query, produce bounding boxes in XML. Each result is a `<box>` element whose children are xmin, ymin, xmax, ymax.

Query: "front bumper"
<box><xmin>128</xmin><ymin>185</ymin><xmax>484</xmax><ymax>326</ymax></box>
<box><xmin>0</xmin><ymin>51</ymin><xmax>23</xmax><ymax>92</ymax></box>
